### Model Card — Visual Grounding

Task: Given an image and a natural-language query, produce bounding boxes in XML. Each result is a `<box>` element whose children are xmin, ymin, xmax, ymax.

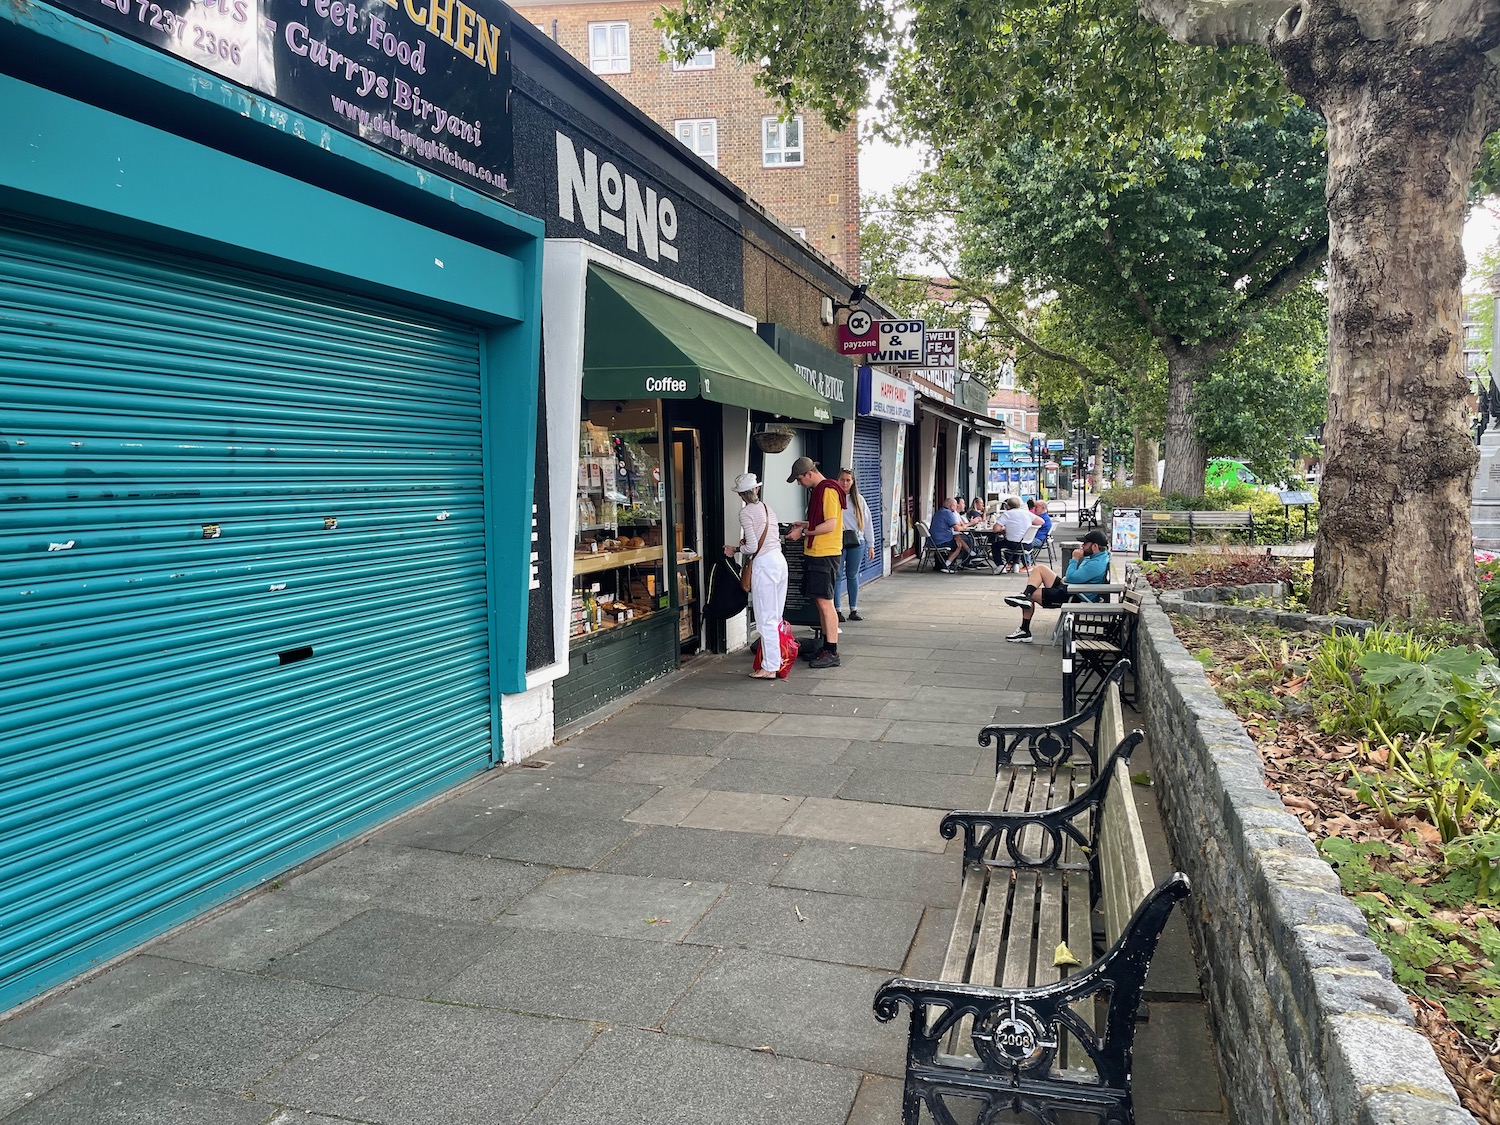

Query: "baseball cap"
<box><xmin>1082</xmin><ymin>530</ymin><xmax>1109</xmax><ymax>548</ymax></box>
<box><xmin>786</xmin><ymin>456</ymin><xmax>818</xmax><ymax>483</ymax></box>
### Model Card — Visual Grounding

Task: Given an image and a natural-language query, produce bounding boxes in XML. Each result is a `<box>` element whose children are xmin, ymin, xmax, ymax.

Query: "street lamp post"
<box><xmin>1032</xmin><ymin>432</ymin><xmax>1047</xmax><ymax>500</ymax></box>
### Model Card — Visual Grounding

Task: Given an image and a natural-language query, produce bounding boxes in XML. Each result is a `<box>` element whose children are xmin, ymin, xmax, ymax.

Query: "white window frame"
<box><xmin>675</xmin><ymin>118</ymin><xmax>718</xmax><ymax>167</ymax></box>
<box><xmin>762</xmin><ymin>115</ymin><xmax>804</xmax><ymax>166</ymax></box>
<box><xmin>789</xmin><ymin>227</ymin><xmax>807</xmax><ymax>239</ymax></box>
<box><xmin>588</xmin><ymin>21</ymin><xmax>630</xmax><ymax>74</ymax></box>
<box><xmin>665</xmin><ymin>33</ymin><xmax>714</xmax><ymax>70</ymax></box>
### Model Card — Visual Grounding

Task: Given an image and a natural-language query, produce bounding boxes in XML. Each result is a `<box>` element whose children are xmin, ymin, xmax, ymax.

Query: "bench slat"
<box><xmin>1101</xmin><ymin>756</ymin><xmax>1155</xmax><ymax>946</ymax></box>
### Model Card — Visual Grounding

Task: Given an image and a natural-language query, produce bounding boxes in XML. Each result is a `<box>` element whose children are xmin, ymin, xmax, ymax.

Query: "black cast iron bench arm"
<box><xmin>941</xmin><ymin>731</ymin><xmax>1142</xmax><ymax>869</ymax></box>
<box><xmin>874</xmin><ymin>873</ymin><xmax>1191</xmax><ymax>1097</ymax></box>
<box><xmin>977</xmin><ymin>661</ymin><xmax>1133</xmax><ymax>774</ymax></box>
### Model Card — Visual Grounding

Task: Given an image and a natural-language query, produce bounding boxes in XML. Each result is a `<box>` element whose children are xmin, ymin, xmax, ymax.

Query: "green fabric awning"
<box><xmin>582</xmin><ymin>267</ymin><xmax>834</xmax><ymax>424</ymax></box>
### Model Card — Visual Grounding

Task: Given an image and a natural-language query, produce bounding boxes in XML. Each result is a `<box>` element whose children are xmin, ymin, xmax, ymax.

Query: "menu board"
<box><xmin>779</xmin><ymin>532</ymin><xmax>821</xmax><ymax>627</ymax></box>
<box><xmin>52</xmin><ymin>0</ymin><xmax>513</xmax><ymax>198</ymax></box>
<box><xmin>1111</xmin><ymin>508</ymin><xmax>1142</xmax><ymax>556</ymax></box>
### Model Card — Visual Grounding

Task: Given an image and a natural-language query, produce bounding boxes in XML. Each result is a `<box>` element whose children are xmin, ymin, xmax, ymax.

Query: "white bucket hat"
<box><xmin>732</xmin><ymin>471</ymin><xmax>762</xmax><ymax>492</ymax></box>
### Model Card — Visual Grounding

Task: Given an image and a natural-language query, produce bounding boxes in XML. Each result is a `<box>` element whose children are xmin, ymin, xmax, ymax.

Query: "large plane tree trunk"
<box><xmin>1271</xmin><ymin>2</ymin><xmax>1496</xmax><ymax>621</ymax></box>
<box><xmin>1159</xmin><ymin>349</ymin><xmax>1209</xmax><ymax>498</ymax></box>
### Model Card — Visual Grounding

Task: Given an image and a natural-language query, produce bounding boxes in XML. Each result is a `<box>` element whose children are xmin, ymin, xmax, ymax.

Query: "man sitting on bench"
<box><xmin>1003</xmin><ymin>529</ymin><xmax>1111</xmax><ymax>643</ymax></box>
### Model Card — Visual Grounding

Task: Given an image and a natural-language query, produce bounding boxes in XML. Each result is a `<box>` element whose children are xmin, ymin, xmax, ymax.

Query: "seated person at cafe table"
<box><xmin>993</xmin><ymin>496</ymin><xmax>1042</xmax><ymax>572</ymax></box>
<box><xmin>929</xmin><ymin>498</ymin><xmax>978</xmax><ymax>571</ymax></box>
<box><xmin>1002</xmin><ymin>529</ymin><xmax>1112</xmax><ymax>642</ymax></box>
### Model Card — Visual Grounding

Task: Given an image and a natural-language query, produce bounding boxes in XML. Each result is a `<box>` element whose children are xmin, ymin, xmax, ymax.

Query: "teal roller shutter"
<box><xmin>854</xmin><ymin>419</ymin><xmax>884</xmax><ymax>583</ymax></box>
<box><xmin>0</xmin><ymin>216</ymin><xmax>495</xmax><ymax>1011</ymax></box>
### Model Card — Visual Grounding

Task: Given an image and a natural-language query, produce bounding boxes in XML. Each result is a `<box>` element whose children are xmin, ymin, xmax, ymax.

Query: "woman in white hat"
<box><xmin>723</xmin><ymin>471</ymin><xmax>788</xmax><ymax>679</ymax></box>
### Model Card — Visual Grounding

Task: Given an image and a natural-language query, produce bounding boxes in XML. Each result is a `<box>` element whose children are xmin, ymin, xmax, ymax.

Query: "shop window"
<box><xmin>572</xmin><ymin>402</ymin><xmax>669</xmax><ymax>639</ymax></box>
<box><xmin>762</xmin><ymin>116</ymin><xmax>804</xmax><ymax>166</ymax></box>
<box><xmin>674</xmin><ymin>119</ymin><xmax>718</xmax><ymax>167</ymax></box>
<box><xmin>589</xmin><ymin>22</ymin><xmax>630</xmax><ymax>73</ymax></box>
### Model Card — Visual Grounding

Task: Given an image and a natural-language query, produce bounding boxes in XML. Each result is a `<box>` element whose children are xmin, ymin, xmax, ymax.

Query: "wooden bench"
<box><xmin>1061</xmin><ymin>591</ymin><xmax>1144</xmax><ymax>713</ymax></box>
<box><xmin>976</xmin><ymin>660</ymin><xmax>1133</xmax><ymax>779</ymax></box>
<box><xmin>1139</xmin><ymin>509</ymin><xmax>1255</xmax><ymax>558</ymax></box>
<box><xmin>874</xmin><ymin>681</ymin><xmax>1190</xmax><ymax>1125</ymax></box>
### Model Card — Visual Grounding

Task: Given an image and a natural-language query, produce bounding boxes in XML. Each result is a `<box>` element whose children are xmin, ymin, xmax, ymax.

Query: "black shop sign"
<box><xmin>51</xmin><ymin>0</ymin><xmax>513</xmax><ymax>199</ymax></box>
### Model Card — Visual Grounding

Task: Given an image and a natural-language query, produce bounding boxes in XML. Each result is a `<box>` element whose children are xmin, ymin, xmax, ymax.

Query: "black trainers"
<box><xmin>802</xmin><ymin>643</ymin><xmax>824</xmax><ymax>662</ymax></box>
<box><xmin>836</xmin><ymin>609</ymin><xmax>847</xmax><ymax>622</ymax></box>
<box><xmin>809</xmin><ymin>649</ymin><xmax>842</xmax><ymax>669</ymax></box>
<box><xmin>1005</xmin><ymin>629</ymin><xmax>1034</xmax><ymax>643</ymax></box>
<box><xmin>848</xmin><ymin>610</ymin><xmax>863</xmax><ymax>621</ymax></box>
<box><xmin>1004</xmin><ymin>594</ymin><xmax>1032</xmax><ymax>609</ymax></box>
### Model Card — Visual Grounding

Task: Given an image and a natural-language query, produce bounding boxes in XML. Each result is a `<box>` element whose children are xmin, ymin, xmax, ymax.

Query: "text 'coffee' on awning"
<box><xmin>582</xmin><ymin>267</ymin><xmax>832</xmax><ymax>423</ymax></box>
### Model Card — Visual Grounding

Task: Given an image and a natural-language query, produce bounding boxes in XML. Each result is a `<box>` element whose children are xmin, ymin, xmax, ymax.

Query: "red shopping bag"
<box><xmin>752</xmin><ymin>620</ymin><xmax>800</xmax><ymax>679</ymax></box>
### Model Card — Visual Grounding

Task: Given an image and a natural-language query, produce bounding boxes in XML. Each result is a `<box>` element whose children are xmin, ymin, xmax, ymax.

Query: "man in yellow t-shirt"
<box><xmin>786</xmin><ymin>456</ymin><xmax>845</xmax><ymax>669</ymax></box>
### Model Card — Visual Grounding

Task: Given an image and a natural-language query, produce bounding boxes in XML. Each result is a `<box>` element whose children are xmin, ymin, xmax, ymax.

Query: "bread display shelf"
<box><xmin>572</xmin><ymin>546</ymin><xmax>665</xmax><ymax>575</ymax></box>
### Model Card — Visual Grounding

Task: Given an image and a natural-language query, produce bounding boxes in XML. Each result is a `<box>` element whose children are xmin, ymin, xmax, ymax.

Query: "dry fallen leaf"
<box><xmin>1053</xmin><ymin>943</ymin><xmax>1082</xmax><ymax>968</ymax></box>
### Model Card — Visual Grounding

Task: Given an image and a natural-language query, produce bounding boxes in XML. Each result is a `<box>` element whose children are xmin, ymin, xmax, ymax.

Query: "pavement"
<box><xmin>0</xmin><ymin>566</ymin><xmax>1230</xmax><ymax>1125</ymax></box>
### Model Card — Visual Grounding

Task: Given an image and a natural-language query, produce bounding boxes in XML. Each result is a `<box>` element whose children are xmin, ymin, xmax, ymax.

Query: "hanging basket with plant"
<box><xmin>753</xmin><ymin>427</ymin><xmax>795</xmax><ymax>454</ymax></box>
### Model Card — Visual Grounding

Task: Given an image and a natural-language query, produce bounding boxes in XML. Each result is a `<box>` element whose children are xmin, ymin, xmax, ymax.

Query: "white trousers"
<box><xmin>749</xmin><ymin>551</ymin><xmax>789</xmax><ymax>673</ymax></box>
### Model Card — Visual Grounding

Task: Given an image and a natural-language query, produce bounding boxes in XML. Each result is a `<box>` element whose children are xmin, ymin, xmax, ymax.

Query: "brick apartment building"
<box><xmin>987</xmin><ymin>364</ymin><xmax>1040</xmax><ymax>435</ymax></box>
<box><xmin>513</xmin><ymin>0</ymin><xmax>862</xmax><ymax>276</ymax></box>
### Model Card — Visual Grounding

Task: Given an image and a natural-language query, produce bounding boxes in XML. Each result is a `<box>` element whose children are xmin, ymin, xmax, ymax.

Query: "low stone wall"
<box><xmin>1136</xmin><ymin>591</ymin><xmax>1476</xmax><ymax>1125</ymax></box>
<box><xmin>1156</xmin><ymin>583</ymin><xmax>1375</xmax><ymax>637</ymax></box>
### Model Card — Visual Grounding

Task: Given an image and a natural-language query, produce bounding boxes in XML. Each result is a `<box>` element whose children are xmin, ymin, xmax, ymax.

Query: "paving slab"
<box><xmin>706</xmin><ymin>732</ymin><xmax>850</xmax><ymax>764</ymax></box>
<box><xmin>149</xmin><ymin>892</ymin><xmax>366</xmax><ymax>974</ymax></box>
<box><xmin>879</xmin><ymin>719</ymin><xmax>991</xmax><ymax>748</ymax></box>
<box><xmin>254</xmin><ymin>996</ymin><xmax>596</xmax><ymax>1124</ymax></box>
<box><xmin>684</xmin><ymin>884</ymin><xmax>923</xmax><ymax>971</ymax></box>
<box><xmin>499</xmin><ymin>871</ymin><xmax>726</xmax><ymax>943</ymax></box>
<box><xmin>902</xmin><ymin>906</ymin><xmax>958</xmax><ymax>979</ymax></box>
<box><xmin>0</xmin><ymin>956</ymin><xmax>367</xmax><ymax>1092</ymax></box>
<box><xmin>597</xmin><ymin>825</ymin><xmax>800</xmax><ymax>884</ymax></box>
<box><xmin>1131</xmin><ymin>1001</ymin><xmax>1229</xmax><ymax>1115</ymax></box>
<box><xmin>671</xmin><ymin>708</ymin><xmax>779</xmax><ymax>733</ymax></box>
<box><xmin>760</xmin><ymin>693</ymin><xmax>884</xmax><ymax>718</ymax></box>
<box><xmin>695</xmin><ymin>758</ymin><xmax>854</xmax><ymax>799</ymax></box>
<box><xmin>666</xmin><ymin>949</ymin><xmax>905</xmax><ymax>1076</ymax></box>
<box><xmin>562</xmin><ymin>723</ymin><xmax>732</xmax><ymax>755</ymax></box>
<box><xmin>624</xmin><ymin>785</ymin><xmax>709</xmax><ymax>826</ymax></box>
<box><xmin>370</xmin><ymin>799</ymin><xmax>525</xmax><ymax>854</ymax></box>
<box><xmin>846</xmin><ymin>1074</ymin><xmax>905</xmax><ymax>1125</ymax></box>
<box><xmin>0</xmin><ymin>1047</ymin><xmax>82</xmax><ymax>1119</ymax></box>
<box><xmin>518</xmin><ymin>1026</ymin><xmax>860</xmax><ymax>1125</ymax></box>
<box><xmin>780</xmin><ymin>797</ymin><xmax>948</xmax><ymax>854</ymax></box>
<box><xmin>772</xmin><ymin>842</ymin><xmax>962</xmax><ymax>905</ymax></box>
<box><xmin>525</xmin><ymin>744</ymin><xmax>620</xmax><ymax>777</ymax></box>
<box><xmin>264</xmin><ymin>1112</ymin><xmax>364</xmax><ymax>1125</ymax></box>
<box><xmin>435</xmin><ymin>929</ymin><xmax>714</xmax><ymax>1027</ymax></box>
<box><xmin>836</xmin><ymin>741</ymin><xmax>987</xmax><ymax>777</ymax></box>
<box><xmin>761</xmin><ymin>713</ymin><xmax>891</xmax><ymax>741</ymax></box>
<box><xmin>2</xmin><ymin>1066</ymin><xmax>273</xmax><ymax>1125</ymax></box>
<box><xmin>266</xmin><ymin>908</ymin><xmax>507</xmax><ymax>998</ymax></box>
<box><xmin>279</xmin><ymin>845</ymin><xmax>550</xmax><ymax>923</ymax></box>
<box><xmin>471</xmin><ymin>775</ymin><xmax>662</xmax><ymax>819</ymax></box>
<box><xmin>679</xmin><ymin>790</ymin><xmax>805</xmax><ymax>834</ymax></box>
<box><xmin>804</xmin><ymin>679</ymin><xmax>920</xmax><ymax>700</ymax></box>
<box><xmin>466</xmin><ymin>810</ymin><xmax>637</xmax><ymax>868</ymax></box>
<box><xmin>837</xmin><ymin>767</ymin><xmax>996</xmax><ymax>811</ymax></box>
<box><xmin>592</xmin><ymin>752</ymin><xmax>719</xmax><ymax>787</ymax></box>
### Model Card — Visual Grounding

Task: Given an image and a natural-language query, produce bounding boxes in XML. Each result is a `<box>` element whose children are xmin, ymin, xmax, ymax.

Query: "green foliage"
<box><xmin>1355</xmin><ymin>649</ymin><xmax>1500</xmax><ymax>748</ymax></box>
<box><xmin>1479</xmin><ymin>562</ymin><xmax>1500</xmax><ymax>649</ymax></box>
<box><xmin>1319</xmin><ymin>837</ymin><xmax>1500</xmax><ymax>1040</ymax></box>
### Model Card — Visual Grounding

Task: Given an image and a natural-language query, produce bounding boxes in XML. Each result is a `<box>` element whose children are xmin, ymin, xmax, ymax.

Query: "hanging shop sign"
<box><xmin>906</xmin><ymin>328</ymin><xmax>959</xmax><ymax>394</ymax></box>
<box><xmin>871</xmin><ymin>320</ymin><xmax>926</xmax><ymax>366</ymax></box>
<box><xmin>49</xmin><ymin>0</ymin><xmax>514</xmax><ymax>199</ymax></box>
<box><xmin>857</xmin><ymin>366</ymin><xmax>915</xmax><ymax>424</ymax></box>
<box><xmin>837</xmin><ymin>309</ymin><xmax>880</xmax><ymax>356</ymax></box>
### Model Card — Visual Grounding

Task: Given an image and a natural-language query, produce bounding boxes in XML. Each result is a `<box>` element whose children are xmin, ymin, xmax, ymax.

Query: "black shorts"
<box><xmin>1040</xmin><ymin>582</ymin><xmax>1071</xmax><ymax>608</ymax></box>
<box><xmin>802</xmin><ymin>555</ymin><xmax>837</xmax><ymax>602</ymax></box>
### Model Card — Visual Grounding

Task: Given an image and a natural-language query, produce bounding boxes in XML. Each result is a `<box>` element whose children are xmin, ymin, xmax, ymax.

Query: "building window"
<box><xmin>675</xmin><ymin>119</ymin><xmax>718</xmax><ymax>167</ymax></box>
<box><xmin>790</xmin><ymin>227</ymin><xmax>807</xmax><ymax>239</ymax></box>
<box><xmin>762</xmin><ymin>116</ymin><xmax>804</xmax><ymax>166</ymax></box>
<box><xmin>588</xmin><ymin>22</ymin><xmax>630</xmax><ymax>73</ymax></box>
<box><xmin>1011</xmin><ymin>411</ymin><xmax>1024</xmax><ymax>429</ymax></box>
<box><xmin>665</xmin><ymin>34</ymin><xmax>714</xmax><ymax>70</ymax></box>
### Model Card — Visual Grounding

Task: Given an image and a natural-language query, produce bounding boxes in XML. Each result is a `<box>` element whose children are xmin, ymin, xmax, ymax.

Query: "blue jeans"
<box><xmin>835</xmin><ymin>543</ymin><xmax>864</xmax><ymax>609</ymax></box>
